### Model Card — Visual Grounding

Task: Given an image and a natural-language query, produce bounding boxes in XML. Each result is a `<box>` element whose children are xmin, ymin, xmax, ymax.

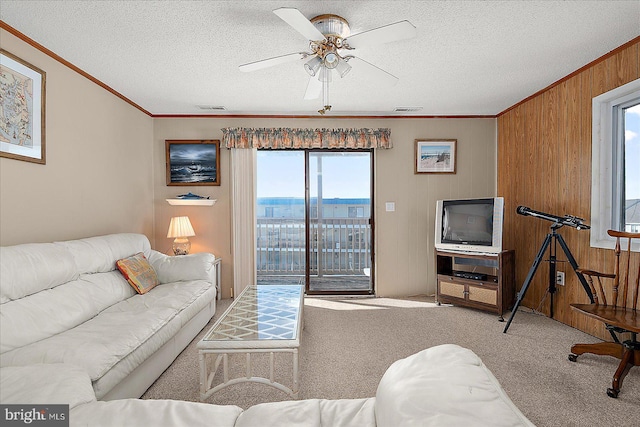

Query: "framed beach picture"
<box><xmin>166</xmin><ymin>140</ymin><xmax>220</xmax><ymax>186</ymax></box>
<box><xmin>415</xmin><ymin>139</ymin><xmax>456</xmax><ymax>174</ymax></box>
<box><xmin>0</xmin><ymin>49</ymin><xmax>46</xmax><ymax>164</ymax></box>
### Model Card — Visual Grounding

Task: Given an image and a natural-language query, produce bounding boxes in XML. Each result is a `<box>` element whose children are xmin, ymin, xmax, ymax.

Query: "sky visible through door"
<box><xmin>256</xmin><ymin>151</ymin><xmax>370</xmax><ymax>199</ymax></box>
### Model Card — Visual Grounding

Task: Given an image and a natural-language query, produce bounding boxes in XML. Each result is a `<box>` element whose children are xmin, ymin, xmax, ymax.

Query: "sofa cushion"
<box><xmin>56</xmin><ymin>233</ymin><xmax>151</xmax><ymax>275</ymax></box>
<box><xmin>91</xmin><ymin>281</ymin><xmax>215</xmax><ymax>398</ymax></box>
<box><xmin>0</xmin><ymin>279</ymin><xmax>214</xmax><ymax>398</ymax></box>
<box><xmin>70</xmin><ymin>399</ymin><xmax>242</xmax><ymax>427</ymax></box>
<box><xmin>236</xmin><ymin>400</ymin><xmax>321</xmax><ymax>427</ymax></box>
<box><xmin>234</xmin><ymin>398</ymin><xmax>376</xmax><ymax>427</ymax></box>
<box><xmin>0</xmin><ymin>272</ymin><xmax>135</xmax><ymax>355</ymax></box>
<box><xmin>116</xmin><ymin>252</ymin><xmax>159</xmax><ymax>294</ymax></box>
<box><xmin>374</xmin><ymin>344</ymin><xmax>534</xmax><ymax>427</ymax></box>
<box><xmin>319</xmin><ymin>398</ymin><xmax>376</xmax><ymax>426</ymax></box>
<box><xmin>0</xmin><ymin>364</ymin><xmax>96</xmax><ymax>409</ymax></box>
<box><xmin>0</xmin><ymin>242</ymin><xmax>78</xmax><ymax>304</ymax></box>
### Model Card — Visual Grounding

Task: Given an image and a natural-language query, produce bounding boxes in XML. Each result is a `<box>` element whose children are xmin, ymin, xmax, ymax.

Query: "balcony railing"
<box><xmin>256</xmin><ymin>218</ymin><xmax>371</xmax><ymax>276</ymax></box>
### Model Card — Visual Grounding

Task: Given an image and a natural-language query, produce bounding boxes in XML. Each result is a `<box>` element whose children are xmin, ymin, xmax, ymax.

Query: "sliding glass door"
<box><xmin>307</xmin><ymin>151</ymin><xmax>373</xmax><ymax>294</ymax></box>
<box><xmin>256</xmin><ymin>151</ymin><xmax>306</xmax><ymax>286</ymax></box>
<box><xmin>256</xmin><ymin>149</ymin><xmax>374</xmax><ymax>295</ymax></box>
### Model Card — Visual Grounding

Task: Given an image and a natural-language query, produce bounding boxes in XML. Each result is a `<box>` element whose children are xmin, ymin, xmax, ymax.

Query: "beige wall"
<box><xmin>153</xmin><ymin>118</ymin><xmax>496</xmax><ymax>298</ymax></box>
<box><xmin>0</xmin><ymin>29</ymin><xmax>154</xmax><ymax>246</ymax></box>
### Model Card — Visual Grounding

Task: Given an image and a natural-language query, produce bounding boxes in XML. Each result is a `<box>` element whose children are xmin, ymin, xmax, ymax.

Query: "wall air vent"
<box><xmin>196</xmin><ymin>105</ymin><xmax>227</xmax><ymax>111</ymax></box>
<box><xmin>394</xmin><ymin>106</ymin><xmax>423</xmax><ymax>112</ymax></box>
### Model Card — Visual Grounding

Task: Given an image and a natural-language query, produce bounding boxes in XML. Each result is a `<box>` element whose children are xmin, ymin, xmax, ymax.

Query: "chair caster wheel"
<box><xmin>568</xmin><ymin>354</ymin><xmax>578</xmax><ymax>362</ymax></box>
<box><xmin>606</xmin><ymin>388</ymin><xmax>619</xmax><ymax>398</ymax></box>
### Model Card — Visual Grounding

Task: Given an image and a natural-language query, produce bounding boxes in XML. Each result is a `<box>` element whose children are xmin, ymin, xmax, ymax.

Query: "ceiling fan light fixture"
<box><xmin>310</xmin><ymin>14</ymin><xmax>350</xmax><ymax>39</ymax></box>
<box><xmin>335</xmin><ymin>58</ymin><xmax>352</xmax><ymax>78</ymax></box>
<box><xmin>323</xmin><ymin>52</ymin><xmax>339</xmax><ymax>69</ymax></box>
<box><xmin>304</xmin><ymin>55</ymin><xmax>322</xmax><ymax>76</ymax></box>
<box><xmin>246</xmin><ymin>8</ymin><xmax>416</xmax><ymax>114</ymax></box>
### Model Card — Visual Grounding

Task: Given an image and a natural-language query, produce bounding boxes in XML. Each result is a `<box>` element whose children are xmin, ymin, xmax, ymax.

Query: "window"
<box><xmin>591</xmin><ymin>78</ymin><xmax>640</xmax><ymax>250</ymax></box>
<box><xmin>619</xmin><ymin>101</ymin><xmax>640</xmax><ymax>232</ymax></box>
<box><xmin>348</xmin><ymin>206</ymin><xmax>364</xmax><ymax>218</ymax></box>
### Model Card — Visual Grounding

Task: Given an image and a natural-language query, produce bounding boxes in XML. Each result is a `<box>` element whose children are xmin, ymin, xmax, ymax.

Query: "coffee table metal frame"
<box><xmin>197</xmin><ymin>285</ymin><xmax>304</xmax><ymax>400</ymax></box>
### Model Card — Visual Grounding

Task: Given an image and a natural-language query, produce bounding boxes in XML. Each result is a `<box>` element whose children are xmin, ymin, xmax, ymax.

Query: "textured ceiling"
<box><xmin>1</xmin><ymin>1</ymin><xmax>639</xmax><ymax>116</ymax></box>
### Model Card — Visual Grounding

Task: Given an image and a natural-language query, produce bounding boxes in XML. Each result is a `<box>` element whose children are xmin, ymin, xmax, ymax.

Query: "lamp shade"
<box><xmin>323</xmin><ymin>52</ymin><xmax>339</xmax><ymax>69</ymax></box>
<box><xmin>167</xmin><ymin>216</ymin><xmax>196</xmax><ymax>238</ymax></box>
<box><xmin>335</xmin><ymin>57</ymin><xmax>352</xmax><ymax>78</ymax></box>
<box><xmin>304</xmin><ymin>55</ymin><xmax>322</xmax><ymax>76</ymax></box>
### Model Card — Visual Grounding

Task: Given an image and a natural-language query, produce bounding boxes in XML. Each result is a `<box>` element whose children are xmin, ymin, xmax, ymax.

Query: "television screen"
<box><xmin>442</xmin><ymin>199</ymin><xmax>494</xmax><ymax>246</ymax></box>
<box><xmin>435</xmin><ymin>197</ymin><xmax>503</xmax><ymax>255</ymax></box>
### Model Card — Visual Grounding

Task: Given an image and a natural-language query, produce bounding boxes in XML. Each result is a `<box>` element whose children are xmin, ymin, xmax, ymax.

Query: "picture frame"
<box><xmin>415</xmin><ymin>139</ymin><xmax>456</xmax><ymax>174</ymax></box>
<box><xmin>0</xmin><ymin>49</ymin><xmax>46</xmax><ymax>164</ymax></box>
<box><xmin>166</xmin><ymin>140</ymin><xmax>220</xmax><ymax>186</ymax></box>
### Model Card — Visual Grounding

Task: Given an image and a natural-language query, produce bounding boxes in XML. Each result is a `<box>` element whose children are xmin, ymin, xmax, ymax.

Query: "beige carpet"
<box><xmin>142</xmin><ymin>296</ymin><xmax>640</xmax><ymax>426</ymax></box>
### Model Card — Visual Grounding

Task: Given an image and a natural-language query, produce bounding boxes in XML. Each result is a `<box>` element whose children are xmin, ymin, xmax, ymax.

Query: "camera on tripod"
<box><xmin>516</xmin><ymin>206</ymin><xmax>590</xmax><ymax>230</ymax></box>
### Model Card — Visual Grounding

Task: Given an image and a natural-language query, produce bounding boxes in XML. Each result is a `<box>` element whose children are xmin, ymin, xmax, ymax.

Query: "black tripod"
<box><xmin>503</xmin><ymin>210</ymin><xmax>594</xmax><ymax>334</ymax></box>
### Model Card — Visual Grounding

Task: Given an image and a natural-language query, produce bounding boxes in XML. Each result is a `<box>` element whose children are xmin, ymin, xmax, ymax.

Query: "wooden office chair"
<box><xmin>569</xmin><ymin>230</ymin><xmax>639</xmax><ymax>398</ymax></box>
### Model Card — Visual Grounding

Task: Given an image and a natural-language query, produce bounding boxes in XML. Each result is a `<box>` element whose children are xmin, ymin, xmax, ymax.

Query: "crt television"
<box><xmin>434</xmin><ymin>197</ymin><xmax>504</xmax><ymax>255</ymax></box>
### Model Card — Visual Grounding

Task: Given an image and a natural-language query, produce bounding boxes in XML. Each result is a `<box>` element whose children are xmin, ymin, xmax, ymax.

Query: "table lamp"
<box><xmin>167</xmin><ymin>216</ymin><xmax>196</xmax><ymax>255</ymax></box>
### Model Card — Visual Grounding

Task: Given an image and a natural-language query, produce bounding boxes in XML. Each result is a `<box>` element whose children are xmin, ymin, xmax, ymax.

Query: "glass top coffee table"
<box><xmin>197</xmin><ymin>285</ymin><xmax>304</xmax><ymax>400</ymax></box>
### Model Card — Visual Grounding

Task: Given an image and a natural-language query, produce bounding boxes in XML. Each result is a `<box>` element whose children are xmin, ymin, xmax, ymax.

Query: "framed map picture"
<box><xmin>0</xmin><ymin>50</ymin><xmax>46</xmax><ymax>164</ymax></box>
<box><xmin>166</xmin><ymin>140</ymin><xmax>220</xmax><ymax>186</ymax></box>
<box><xmin>415</xmin><ymin>139</ymin><xmax>456</xmax><ymax>174</ymax></box>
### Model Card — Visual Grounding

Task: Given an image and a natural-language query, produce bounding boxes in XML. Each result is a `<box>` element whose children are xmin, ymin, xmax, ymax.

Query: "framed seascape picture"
<box><xmin>166</xmin><ymin>140</ymin><xmax>220</xmax><ymax>186</ymax></box>
<box><xmin>0</xmin><ymin>49</ymin><xmax>46</xmax><ymax>164</ymax></box>
<box><xmin>415</xmin><ymin>139</ymin><xmax>456</xmax><ymax>174</ymax></box>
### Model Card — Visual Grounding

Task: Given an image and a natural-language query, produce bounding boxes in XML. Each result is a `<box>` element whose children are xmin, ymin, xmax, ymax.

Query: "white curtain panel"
<box><xmin>230</xmin><ymin>148</ymin><xmax>257</xmax><ymax>297</ymax></box>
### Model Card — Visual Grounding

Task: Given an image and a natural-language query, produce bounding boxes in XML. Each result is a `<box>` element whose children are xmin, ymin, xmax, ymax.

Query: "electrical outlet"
<box><xmin>556</xmin><ymin>271</ymin><xmax>565</xmax><ymax>286</ymax></box>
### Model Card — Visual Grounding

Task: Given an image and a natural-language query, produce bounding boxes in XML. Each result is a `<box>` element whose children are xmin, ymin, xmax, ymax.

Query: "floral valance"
<box><xmin>222</xmin><ymin>128</ymin><xmax>392</xmax><ymax>149</ymax></box>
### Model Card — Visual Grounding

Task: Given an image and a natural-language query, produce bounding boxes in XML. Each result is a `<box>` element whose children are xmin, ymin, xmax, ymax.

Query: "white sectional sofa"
<box><xmin>0</xmin><ymin>233</ymin><xmax>217</xmax><ymax>400</ymax></box>
<box><xmin>0</xmin><ymin>344</ymin><xmax>535</xmax><ymax>426</ymax></box>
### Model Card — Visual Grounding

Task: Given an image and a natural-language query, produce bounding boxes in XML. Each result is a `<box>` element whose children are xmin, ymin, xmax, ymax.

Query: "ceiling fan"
<box><xmin>239</xmin><ymin>8</ymin><xmax>417</xmax><ymax>114</ymax></box>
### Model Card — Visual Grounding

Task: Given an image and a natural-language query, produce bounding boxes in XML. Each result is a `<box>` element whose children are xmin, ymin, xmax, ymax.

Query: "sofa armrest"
<box><xmin>148</xmin><ymin>251</ymin><xmax>215</xmax><ymax>285</ymax></box>
<box><xmin>374</xmin><ymin>344</ymin><xmax>534</xmax><ymax>427</ymax></box>
<box><xmin>0</xmin><ymin>364</ymin><xmax>96</xmax><ymax>410</ymax></box>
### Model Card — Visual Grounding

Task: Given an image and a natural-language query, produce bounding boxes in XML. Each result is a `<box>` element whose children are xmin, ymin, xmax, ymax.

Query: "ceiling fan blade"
<box><xmin>347</xmin><ymin>57</ymin><xmax>399</xmax><ymax>87</ymax></box>
<box><xmin>345</xmin><ymin>20</ymin><xmax>416</xmax><ymax>49</ymax></box>
<box><xmin>273</xmin><ymin>7</ymin><xmax>326</xmax><ymax>41</ymax></box>
<box><xmin>239</xmin><ymin>52</ymin><xmax>306</xmax><ymax>72</ymax></box>
<box><xmin>304</xmin><ymin>75</ymin><xmax>322</xmax><ymax>100</ymax></box>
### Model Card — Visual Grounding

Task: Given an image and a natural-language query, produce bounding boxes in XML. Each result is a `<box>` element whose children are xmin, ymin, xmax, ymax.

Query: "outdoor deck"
<box><xmin>256</xmin><ymin>216</ymin><xmax>373</xmax><ymax>294</ymax></box>
<box><xmin>257</xmin><ymin>275</ymin><xmax>371</xmax><ymax>293</ymax></box>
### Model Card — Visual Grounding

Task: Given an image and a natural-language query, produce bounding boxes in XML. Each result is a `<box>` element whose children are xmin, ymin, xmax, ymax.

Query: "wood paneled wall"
<box><xmin>497</xmin><ymin>37</ymin><xmax>640</xmax><ymax>340</ymax></box>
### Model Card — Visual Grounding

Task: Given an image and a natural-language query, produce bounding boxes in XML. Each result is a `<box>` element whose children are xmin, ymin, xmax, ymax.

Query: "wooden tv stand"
<box><xmin>436</xmin><ymin>249</ymin><xmax>515</xmax><ymax>321</ymax></box>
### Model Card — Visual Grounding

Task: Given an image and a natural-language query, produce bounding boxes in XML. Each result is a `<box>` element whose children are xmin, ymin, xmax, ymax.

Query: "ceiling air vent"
<box><xmin>394</xmin><ymin>106</ymin><xmax>423</xmax><ymax>112</ymax></box>
<box><xmin>196</xmin><ymin>105</ymin><xmax>227</xmax><ymax>111</ymax></box>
